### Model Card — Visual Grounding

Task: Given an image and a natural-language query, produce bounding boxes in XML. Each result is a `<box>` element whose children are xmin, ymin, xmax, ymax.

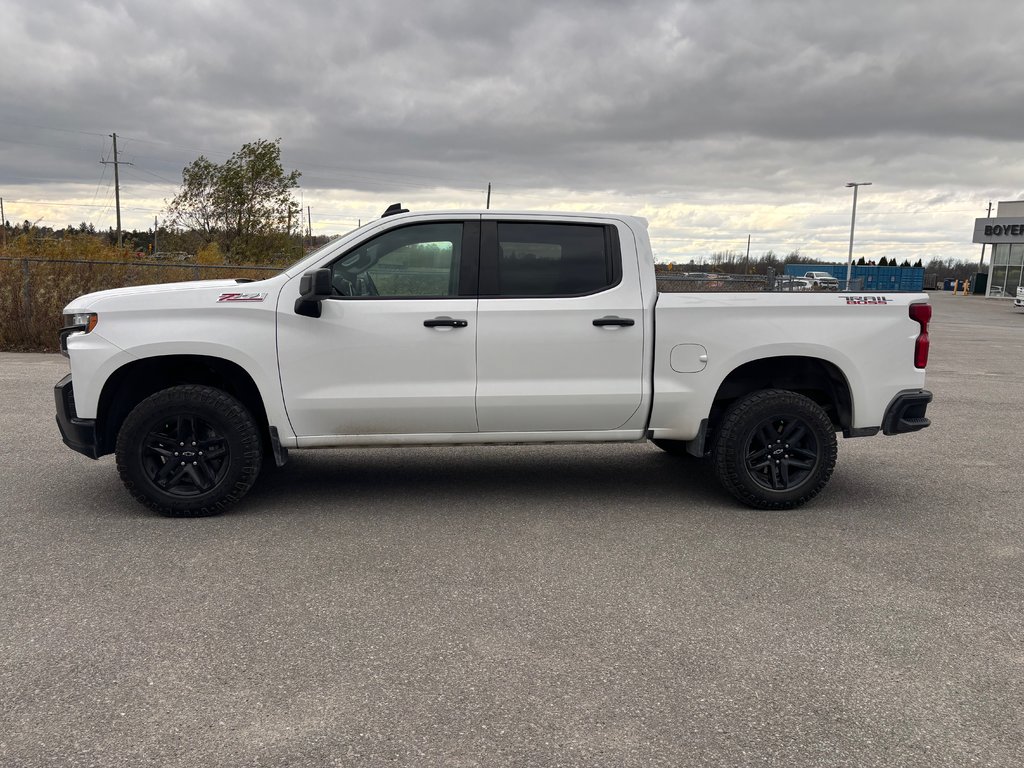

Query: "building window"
<box><xmin>989</xmin><ymin>243</ymin><xmax>1024</xmax><ymax>297</ymax></box>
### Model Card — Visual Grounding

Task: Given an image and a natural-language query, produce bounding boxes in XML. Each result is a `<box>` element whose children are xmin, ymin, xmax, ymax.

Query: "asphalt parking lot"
<box><xmin>2</xmin><ymin>291</ymin><xmax>1022</xmax><ymax>767</ymax></box>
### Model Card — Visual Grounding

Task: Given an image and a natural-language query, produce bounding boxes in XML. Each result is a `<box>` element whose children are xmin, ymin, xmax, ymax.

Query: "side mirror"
<box><xmin>294</xmin><ymin>268</ymin><xmax>332</xmax><ymax>318</ymax></box>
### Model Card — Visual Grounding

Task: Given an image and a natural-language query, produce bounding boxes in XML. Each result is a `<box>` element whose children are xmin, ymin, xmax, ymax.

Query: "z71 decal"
<box><xmin>844</xmin><ymin>295</ymin><xmax>891</xmax><ymax>305</ymax></box>
<box><xmin>218</xmin><ymin>292</ymin><xmax>267</xmax><ymax>303</ymax></box>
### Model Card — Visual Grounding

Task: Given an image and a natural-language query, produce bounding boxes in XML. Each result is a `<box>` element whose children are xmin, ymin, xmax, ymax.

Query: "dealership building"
<box><xmin>973</xmin><ymin>200</ymin><xmax>1024</xmax><ymax>298</ymax></box>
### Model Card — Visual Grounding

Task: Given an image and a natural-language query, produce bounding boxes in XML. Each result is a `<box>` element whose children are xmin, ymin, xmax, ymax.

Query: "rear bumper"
<box><xmin>54</xmin><ymin>374</ymin><xmax>101</xmax><ymax>459</ymax></box>
<box><xmin>882</xmin><ymin>389</ymin><xmax>932</xmax><ymax>435</ymax></box>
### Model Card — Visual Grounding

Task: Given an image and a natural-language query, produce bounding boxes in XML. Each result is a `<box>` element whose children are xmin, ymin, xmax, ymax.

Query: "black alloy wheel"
<box><xmin>742</xmin><ymin>415</ymin><xmax>820</xmax><ymax>492</ymax></box>
<box><xmin>116</xmin><ymin>385</ymin><xmax>262</xmax><ymax>517</ymax></box>
<box><xmin>141</xmin><ymin>414</ymin><xmax>231</xmax><ymax>498</ymax></box>
<box><xmin>712</xmin><ymin>389</ymin><xmax>837</xmax><ymax>510</ymax></box>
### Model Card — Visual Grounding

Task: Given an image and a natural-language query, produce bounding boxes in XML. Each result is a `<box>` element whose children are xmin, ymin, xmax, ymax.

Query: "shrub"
<box><xmin>0</xmin><ymin>234</ymin><xmax>285</xmax><ymax>351</ymax></box>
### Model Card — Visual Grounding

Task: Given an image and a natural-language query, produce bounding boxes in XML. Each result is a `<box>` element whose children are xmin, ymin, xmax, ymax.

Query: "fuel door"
<box><xmin>670</xmin><ymin>343</ymin><xmax>708</xmax><ymax>373</ymax></box>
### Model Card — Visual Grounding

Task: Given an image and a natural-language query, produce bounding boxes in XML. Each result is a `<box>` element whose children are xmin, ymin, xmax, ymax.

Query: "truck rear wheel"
<box><xmin>712</xmin><ymin>389</ymin><xmax>836</xmax><ymax>510</ymax></box>
<box><xmin>115</xmin><ymin>385</ymin><xmax>262</xmax><ymax>517</ymax></box>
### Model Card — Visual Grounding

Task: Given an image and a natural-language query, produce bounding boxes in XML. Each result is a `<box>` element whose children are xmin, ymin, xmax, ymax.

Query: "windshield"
<box><xmin>279</xmin><ymin>220</ymin><xmax>385</xmax><ymax>276</ymax></box>
<box><xmin>280</xmin><ymin>234</ymin><xmax>346</xmax><ymax>273</ymax></box>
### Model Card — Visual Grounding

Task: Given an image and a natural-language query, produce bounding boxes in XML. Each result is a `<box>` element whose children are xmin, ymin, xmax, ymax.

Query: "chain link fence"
<box><xmin>0</xmin><ymin>256</ymin><xmax>286</xmax><ymax>352</ymax></box>
<box><xmin>656</xmin><ymin>271</ymin><xmax>863</xmax><ymax>293</ymax></box>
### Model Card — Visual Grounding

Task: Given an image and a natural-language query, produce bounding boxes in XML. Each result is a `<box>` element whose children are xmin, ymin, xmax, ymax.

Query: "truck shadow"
<box><xmin>248</xmin><ymin>443</ymin><xmax>729</xmax><ymax>517</ymax></box>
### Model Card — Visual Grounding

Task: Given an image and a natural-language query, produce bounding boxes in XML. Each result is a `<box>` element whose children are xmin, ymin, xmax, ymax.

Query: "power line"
<box><xmin>91</xmin><ymin>143</ymin><xmax>111</xmax><ymax>207</ymax></box>
<box><xmin>0</xmin><ymin>117</ymin><xmax>107</xmax><ymax>138</ymax></box>
<box><xmin>95</xmin><ymin>180</ymin><xmax>116</xmax><ymax>219</ymax></box>
<box><xmin>122</xmin><ymin>164</ymin><xmax>179</xmax><ymax>185</ymax></box>
<box><xmin>114</xmin><ymin>134</ymin><xmax>481</xmax><ymax>190</ymax></box>
<box><xmin>0</xmin><ymin>136</ymin><xmax>95</xmax><ymax>152</ymax></box>
<box><xmin>116</xmin><ymin>132</ymin><xmax>235</xmax><ymax>159</ymax></box>
<box><xmin>115</xmin><ymin>131</ymin><xmax>486</xmax><ymax>188</ymax></box>
<box><xmin>4</xmin><ymin>199</ymin><xmax>164</xmax><ymax>213</ymax></box>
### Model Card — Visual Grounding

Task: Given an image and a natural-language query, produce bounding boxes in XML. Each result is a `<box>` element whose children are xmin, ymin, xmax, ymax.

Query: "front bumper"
<box><xmin>54</xmin><ymin>374</ymin><xmax>101</xmax><ymax>459</ymax></box>
<box><xmin>882</xmin><ymin>389</ymin><xmax>933</xmax><ymax>435</ymax></box>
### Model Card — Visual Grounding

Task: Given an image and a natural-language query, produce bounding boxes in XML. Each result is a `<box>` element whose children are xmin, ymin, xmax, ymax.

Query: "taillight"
<box><xmin>909</xmin><ymin>303</ymin><xmax>931</xmax><ymax>369</ymax></box>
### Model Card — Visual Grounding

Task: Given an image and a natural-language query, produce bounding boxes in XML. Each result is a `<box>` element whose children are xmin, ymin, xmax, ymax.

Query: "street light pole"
<box><xmin>845</xmin><ymin>181</ymin><xmax>871</xmax><ymax>290</ymax></box>
<box><xmin>979</xmin><ymin>200</ymin><xmax>992</xmax><ymax>271</ymax></box>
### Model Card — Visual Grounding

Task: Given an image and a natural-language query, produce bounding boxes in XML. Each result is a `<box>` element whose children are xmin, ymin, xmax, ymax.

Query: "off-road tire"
<box><xmin>712</xmin><ymin>389</ymin><xmax>837</xmax><ymax>510</ymax></box>
<box><xmin>115</xmin><ymin>385</ymin><xmax>262</xmax><ymax>517</ymax></box>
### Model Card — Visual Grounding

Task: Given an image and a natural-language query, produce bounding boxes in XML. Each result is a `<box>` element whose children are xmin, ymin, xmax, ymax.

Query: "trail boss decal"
<box><xmin>218</xmin><ymin>292</ymin><xmax>267</xmax><ymax>303</ymax></box>
<box><xmin>844</xmin><ymin>295</ymin><xmax>891</xmax><ymax>305</ymax></box>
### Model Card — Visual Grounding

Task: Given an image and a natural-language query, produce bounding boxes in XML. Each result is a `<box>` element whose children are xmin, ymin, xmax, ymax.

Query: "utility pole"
<box><xmin>112</xmin><ymin>134</ymin><xmax>121</xmax><ymax>247</ymax></box>
<box><xmin>486</xmin><ymin>182</ymin><xmax>491</xmax><ymax>210</ymax></box>
<box><xmin>979</xmin><ymin>200</ymin><xmax>992</xmax><ymax>271</ymax></box>
<box><xmin>1</xmin><ymin>197</ymin><xmax>6</xmax><ymax>250</ymax></box>
<box><xmin>307</xmin><ymin>206</ymin><xmax>312</xmax><ymax>239</ymax></box>
<box><xmin>100</xmin><ymin>133</ymin><xmax>132</xmax><ymax>248</ymax></box>
<box><xmin>153</xmin><ymin>216</ymin><xmax>158</xmax><ymax>254</ymax></box>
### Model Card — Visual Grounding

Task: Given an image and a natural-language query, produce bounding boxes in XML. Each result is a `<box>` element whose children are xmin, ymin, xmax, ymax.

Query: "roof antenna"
<box><xmin>382</xmin><ymin>203</ymin><xmax>409</xmax><ymax>218</ymax></box>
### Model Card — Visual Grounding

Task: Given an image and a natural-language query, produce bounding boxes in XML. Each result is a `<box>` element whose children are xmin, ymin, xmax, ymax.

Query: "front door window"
<box><xmin>329</xmin><ymin>222</ymin><xmax>463</xmax><ymax>298</ymax></box>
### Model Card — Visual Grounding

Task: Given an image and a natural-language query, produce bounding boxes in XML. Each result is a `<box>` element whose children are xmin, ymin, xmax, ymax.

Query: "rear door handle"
<box><xmin>424</xmin><ymin>317</ymin><xmax>469</xmax><ymax>328</ymax></box>
<box><xmin>593</xmin><ymin>316</ymin><xmax>635</xmax><ymax>327</ymax></box>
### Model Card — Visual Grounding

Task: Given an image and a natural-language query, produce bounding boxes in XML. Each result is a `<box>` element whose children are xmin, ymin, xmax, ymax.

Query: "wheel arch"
<box><xmin>95</xmin><ymin>355</ymin><xmax>271</xmax><ymax>457</ymax></box>
<box><xmin>709</xmin><ymin>355</ymin><xmax>853</xmax><ymax>435</ymax></box>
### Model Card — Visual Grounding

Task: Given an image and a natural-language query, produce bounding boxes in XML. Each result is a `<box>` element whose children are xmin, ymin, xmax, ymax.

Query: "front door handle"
<box><xmin>424</xmin><ymin>317</ymin><xmax>469</xmax><ymax>328</ymax></box>
<box><xmin>593</xmin><ymin>316</ymin><xmax>635</xmax><ymax>327</ymax></box>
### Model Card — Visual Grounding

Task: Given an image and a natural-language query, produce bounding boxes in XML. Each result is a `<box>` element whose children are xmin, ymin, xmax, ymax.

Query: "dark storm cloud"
<box><xmin>2</xmin><ymin>0</ymin><xmax>1023</xmax><ymax>205</ymax></box>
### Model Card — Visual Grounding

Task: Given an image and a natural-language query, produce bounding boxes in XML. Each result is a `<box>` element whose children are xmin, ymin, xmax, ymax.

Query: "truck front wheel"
<box><xmin>712</xmin><ymin>389</ymin><xmax>836</xmax><ymax>510</ymax></box>
<box><xmin>115</xmin><ymin>385</ymin><xmax>263</xmax><ymax>517</ymax></box>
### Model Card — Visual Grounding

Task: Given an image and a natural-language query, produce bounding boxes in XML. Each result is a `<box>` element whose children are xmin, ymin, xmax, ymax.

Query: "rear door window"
<box><xmin>483</xmin><ymin>222</ymin><xmax>620</xmax><ymax>297</ymax></box>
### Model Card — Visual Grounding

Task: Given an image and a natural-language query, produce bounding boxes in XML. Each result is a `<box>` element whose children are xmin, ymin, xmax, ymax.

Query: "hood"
<box><xmin>64</xmin><ymin>279</ymin><xmax>242</xmax><ymax>312</ymax></box>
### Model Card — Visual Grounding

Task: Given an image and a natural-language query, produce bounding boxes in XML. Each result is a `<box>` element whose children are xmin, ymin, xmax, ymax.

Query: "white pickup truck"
<box><xmin>804</xmin><ymin>271</ymin><xmax>840</xmax><ymax>291</ymax></box>
<box><xmin>55</xmin><ymin>207</ymin><xmax>933</xmax><ymax>516</ymax></box>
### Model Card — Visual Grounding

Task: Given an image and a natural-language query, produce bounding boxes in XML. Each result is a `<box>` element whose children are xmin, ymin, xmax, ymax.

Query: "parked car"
<box><xmin>804</xmin><ymin>271</ymin><xmax>840</xmax><ymax>291</ymax></box>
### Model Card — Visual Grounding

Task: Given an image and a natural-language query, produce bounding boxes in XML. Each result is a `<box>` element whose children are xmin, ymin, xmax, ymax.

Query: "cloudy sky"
<box><xmin>2</xmin><ymin>0</ymin><xmax>1022</xmax><ymax>264</ymax></box>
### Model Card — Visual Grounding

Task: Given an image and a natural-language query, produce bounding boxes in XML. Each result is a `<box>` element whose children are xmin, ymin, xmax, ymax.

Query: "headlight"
<box><xmin>59</xmin><ymin>312</ymin><xmax>98</xmax><ymax>356</ymax></box>
<box><xmin>63</xmin><ymin>312</ymin><xmax>98</xmax><ymax>332</ymax></box>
